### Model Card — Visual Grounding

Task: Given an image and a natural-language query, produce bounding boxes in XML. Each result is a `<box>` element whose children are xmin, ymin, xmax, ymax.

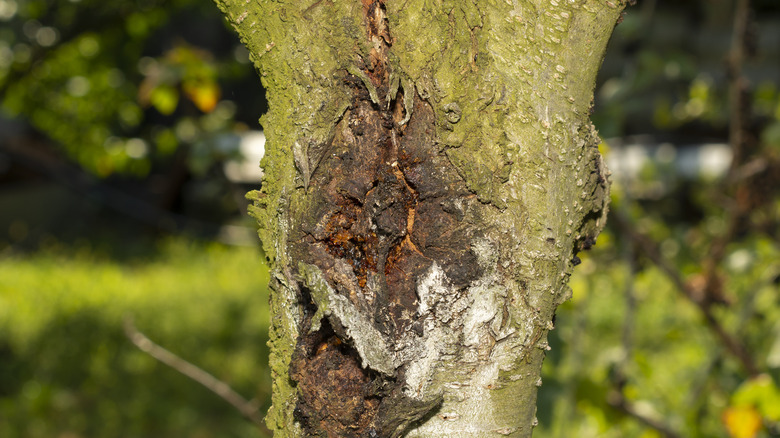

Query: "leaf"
<box><xmin>761</xmin><ymin>121</ymin><xmax>780</xmax><ymax>151</ymax></box>
<box><xmin>149</xmin><ymin>84</ymin><xmax>179</xmax><ymax>115</ymax></box>
<box><xmin>154</xmin><ymin>128</ymin><xmax>178</xmax><ymax>156</ymax></box>
<box><xmin>722</xmin><ymin>405</ymin><xmax>762</xmax><ymax>438</ymax></box>
<box><xmin>182</xmin><ymin>79</ymin><xmax>220</xmax><ymax>113</ymax></box>
<box><xmin>733</xmin><ymin>374</ymin><xmax>780</xmax><ymax>421</ymax></box>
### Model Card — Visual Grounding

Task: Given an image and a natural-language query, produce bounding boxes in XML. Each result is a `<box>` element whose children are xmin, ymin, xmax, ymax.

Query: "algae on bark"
<box><xmin>214</xmin><ymin>0</ymin><xmax>626</xmax><ymax>436</ymax></box>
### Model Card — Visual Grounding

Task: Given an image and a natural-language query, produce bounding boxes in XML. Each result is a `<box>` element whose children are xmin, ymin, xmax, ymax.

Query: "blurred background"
<box><xmin>0</xmin><ymin>0</ymin><xmax>779</xmax><ymax>437</ymax></box>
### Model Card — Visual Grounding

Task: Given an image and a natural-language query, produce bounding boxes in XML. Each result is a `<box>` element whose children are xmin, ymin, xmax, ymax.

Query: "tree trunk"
<box><xmin>213</xmin><ymin>0</ymin><xmax>625</xmax><ymax>436</ymax></box>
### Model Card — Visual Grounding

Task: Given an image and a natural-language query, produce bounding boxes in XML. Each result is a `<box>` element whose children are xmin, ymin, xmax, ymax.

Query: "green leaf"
<box><xmin>732</xmin><ymin>375</ymin><xmax>780</xmax><ymax>421</ymax></box>
<box><xmin>149</xmin><ymin>84</ymin><xmax>179</xmax><ymax>115</ymax></box>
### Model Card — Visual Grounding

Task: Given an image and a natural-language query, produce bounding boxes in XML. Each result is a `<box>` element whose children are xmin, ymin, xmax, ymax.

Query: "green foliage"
<box><xmin>594</xmin><ymin>4</ymin><xmax>780</xmax><ymax>141</ymax></box>
<box><xmin>0</xmin><ymin>239</ymin><xmax>271</xmax><ymax>438</ymax></box>
<box><xmin>537</xmin><ymin>230</ymin><xmax>780</xmax><ymax>437</ymax></box>
<box><xmin>0</xmin><ymin>0</ymin><xmax>260</xmax><ymax>177</ymax></box>
<box><xmin>534</xmin><ymin>153</ymin><xmax>780</xmax><ymax>438</ymax></box>
<box><xmin>732</xmin><ymin>375</ymin><xmax>780</xmax><ymax>422</ymax></box>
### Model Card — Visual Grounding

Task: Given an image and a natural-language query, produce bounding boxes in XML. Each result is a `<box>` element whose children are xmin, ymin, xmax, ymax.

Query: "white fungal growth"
<box><xmin>416</xmin><ymin>262</ymin><xmax>450</xmax><ymax>316</ymax></box>
<box><xmin>299</xmin><ymin>263</ymin><xmax>398</xmax><ymax>375</ymax></box>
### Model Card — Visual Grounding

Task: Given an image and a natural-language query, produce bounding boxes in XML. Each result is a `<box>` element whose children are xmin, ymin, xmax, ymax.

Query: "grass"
<box><xmin>0</xmin><ymin>238</ymin><xmax>272</xmax><ymax>438</ymax></box>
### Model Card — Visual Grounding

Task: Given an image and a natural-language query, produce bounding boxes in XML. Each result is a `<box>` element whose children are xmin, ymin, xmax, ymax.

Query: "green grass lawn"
<box><xmin>0</xmin><ymin>238</ymin><xmax>271</xmax><ymax>438</ymax></box>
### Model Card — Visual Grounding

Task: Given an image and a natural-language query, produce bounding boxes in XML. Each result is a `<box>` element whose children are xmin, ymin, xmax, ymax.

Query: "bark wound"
<box><xmin>288</xmin><ymin>1</ymin><xmax>482</xmax><ymax>436</ymax></box>
<box><xmin>290</xmin><ymin>318</ymin><xmax>381</xmax><ymax>436</ymax></box>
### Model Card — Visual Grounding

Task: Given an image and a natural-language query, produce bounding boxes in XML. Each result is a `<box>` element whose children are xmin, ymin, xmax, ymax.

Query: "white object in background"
<box><xmin>223</xmin><ymin>131</ymin><xmax>265</xmax><ymax>183</ymax></box>
<box><xmin>606</xmin><ymin>137</ymin><xmax>732</xmax><ymax>181</ymax></box>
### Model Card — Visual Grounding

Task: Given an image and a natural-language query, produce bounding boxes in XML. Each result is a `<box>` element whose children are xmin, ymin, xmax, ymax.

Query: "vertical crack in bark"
<box><xmin>287</xmin><ymin>1</ymin><xmax>484</xmax><ymax>436</ymax></box>
<box><xmin>361</xmin><ymin>0</ymin><xmax>392</xmax><ymax>94</ymax></box>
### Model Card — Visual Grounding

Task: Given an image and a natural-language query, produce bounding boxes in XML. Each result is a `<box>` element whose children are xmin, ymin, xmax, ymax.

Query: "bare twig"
<box><xmin>123</xmin><ymin>317</ymin><xmax>265</xmax><ymax>428</ymax></box>
<box><xmin>606</xmin><ymin>213</ymin><xmax>683</xmax><ymax>438</ymax></box>
<box><xmin>620</xmin><ymin>228</ymin><xmax>638</xmax><ymax>371</ymax></box>
<box><xmin>702</xmin><ymin>0</ymin><xmax>755</xmax><ymax>288</ymax></box>
<box><xmin>611</xmin><ymin>219</ymin><xmax>638</xmax><ymax>390</ymax></box>
<box><xmin>727</xmin><ymin>0</ymin><xmax>753</xmax><ymax>169</ymax></box>
<box><xmin>607</xmin><ymin>390</ymin><xmax>682</xmax><ymax>438</ymax></box>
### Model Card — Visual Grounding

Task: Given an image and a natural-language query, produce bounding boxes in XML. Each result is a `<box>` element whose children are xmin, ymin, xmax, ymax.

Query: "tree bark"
<box><xmin>213</xmin><ymin>0</ymin><xmax>625</xmax><ymax>436</ymax></box>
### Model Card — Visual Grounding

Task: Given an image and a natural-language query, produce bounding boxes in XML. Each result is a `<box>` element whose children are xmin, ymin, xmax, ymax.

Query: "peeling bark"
<box><xmin>213</xmin><ymin>0</ymin><xmax>626</xmax><ymax>436</ymax></box>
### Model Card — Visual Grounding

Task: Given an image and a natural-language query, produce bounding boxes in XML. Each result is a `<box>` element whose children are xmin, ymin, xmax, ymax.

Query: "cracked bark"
<box><xmin>213</xmin><ymin>0</ymin><xmax>626</xmax><ymax>436</ymax></box>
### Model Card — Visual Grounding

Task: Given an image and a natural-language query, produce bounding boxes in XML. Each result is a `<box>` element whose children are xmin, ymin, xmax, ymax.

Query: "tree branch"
<box><xmin>607</xmin><ymin>390</ymin><xmax>682</xmax><ymax>438</ymax></box>
<box><xmin>606</xmin><ymin>222</ymin><xmax>682</xmax><ymax>438</ymax></box>
<box><xmin>700</xmin><ymin>0</ymin><xmax>755</xmax><ymax>296</ymax></box>
<box><xmin>123</xmin><ymin>317</ymin><xmax>265</xmax><ymax>428</ymax></box>
<box><xmin>611</xmin><ymin>211</ymin><xmax>760</xmax><ymax>377</ymax></box>
<box><xmin>727</xmin><ymin>0</ymin><xmax>753</xmax><ymax>169</ymax></box>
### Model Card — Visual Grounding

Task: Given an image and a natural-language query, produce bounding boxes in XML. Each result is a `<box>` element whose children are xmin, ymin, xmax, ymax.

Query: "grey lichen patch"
<box><xmin>402</xmin><ymin>263</ymin><xmax>459</xmax><ymax>400</ymax></box>
<box><xmin>443</xmin><ymin>102</ymin><xmax>462</xmax><ymax>124</ymax></box>
<box><xmin>401</xmin><ymin>236</ymin><xmax>546</xmax><ymax>436</ymax></box>
<box><xmin>415</xmin><ymin>262</ymin><xmax>453</xmax><ymax>319</ymax></box>
<box><xmin>461</xmin><ymin>238</ymin><xmax>515</xmax><ymax>354</ymax></box>
<box><xmin>347</xmin><ymin>65</ymin><xmax>381</xmax><ymax>106</ymax></box>
<box><xmin>400</xmin><ymin>76</ymin><xmax>415</xmax><ymax>126</ymax></box>
<box><xmin>291</xmin><ymin>100</ymin><xmax>350</xmax><ymax>189</ymax></box>
<box><xmin>298</xmin><ymin>262</ymin><xmax>397</xmax><ymax>376</ymax></box>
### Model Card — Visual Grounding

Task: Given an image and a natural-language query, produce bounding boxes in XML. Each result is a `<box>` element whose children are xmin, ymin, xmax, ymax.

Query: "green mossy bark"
<box><xmin>215</xmin><ymin>0</ymin><xmax>626</xmax><ymax>436</ymax></box>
